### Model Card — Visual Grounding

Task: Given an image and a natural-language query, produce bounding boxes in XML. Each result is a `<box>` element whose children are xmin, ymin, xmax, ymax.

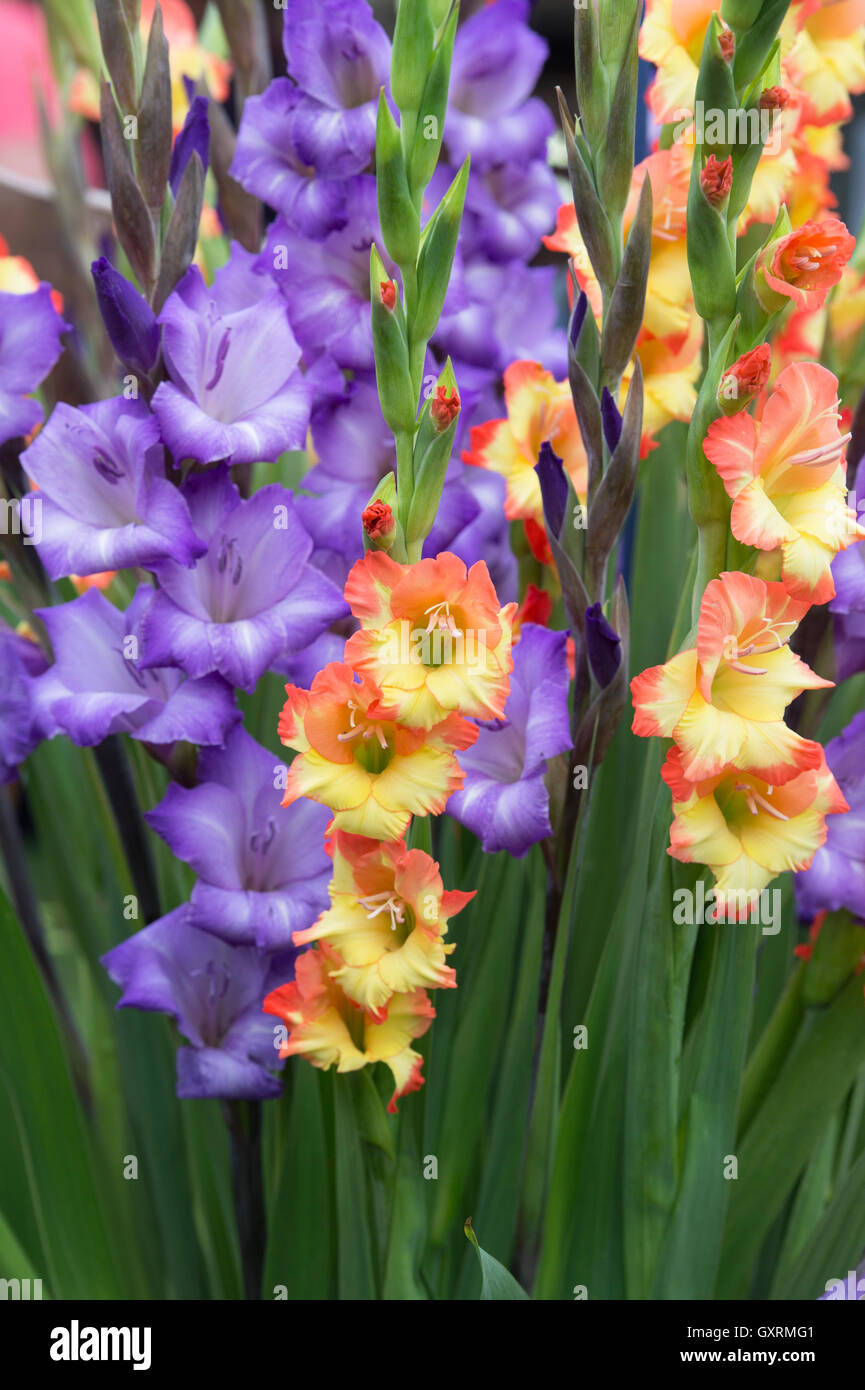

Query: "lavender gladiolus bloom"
<box><xmin>830</xmin><ymin>458</ymin><xmax>865</xmax><ymax>681</ymax></box>
<box><xmin>21</xmin><ymin>397</ymin><xmax>205</xmax><ymax>579</ymax></box>
<box><xmin>139</xmin><ymin>467</ymin><xmax>347</xmax><ymax>691</ymax></box>
<box><xmin>0</xmin><ymin>285</ymin><xmax>67</xmax><ymax>445</ymax></box>
<box><xmin>151</xmin><ymin>244</ymin><xmax>310</xmax><ymax>465</ymax></box>
<box><xmin>447</xmin><ymin>623</ymin><xmax>571</xmax><ymax>855</ymax></box>
<box><xmin>102</xmin><ymin>906</ymin><xmax>294</xmax><ymax>1100</ymax></box>
<box><xmin>32</xmin><ymin>586</ymin><xmax>239</xmax><ymax>749</ymax></box>
<box><xmin>91</xmin><ymin>258</ymin><xmax>159</xmax><ymax>374</ymax></box>
<box><xmin>445</xmin><ymin>0</ymin><xmax>553</xmax><ymax>170</ymax></box>
<box><xmin>0</xmin><ymin>623</ymin><xmax>47</xmax><ymax>782</ymax></box>
<box><xmin>231</xmin><ymin>80</ymin><xmax>363</xmax><ymax>236</ymax></box>
<box><xmin>263</xmin><ymin>177</ymin><xmax>392</xmax><ymax>372</ymax></box>
<box><xmin>795</xmin><ymin>712</ymin><xmax>865</xmax><ymax>922</ymax></box>
<box><xmin>585</xmin><ymin>604</ymin><xmax>622</xmax><ymax>688</ymax></box>
<box><xmin>146</xmin><ymin>724</ymin><xmax>332</xmax><ymax>951</ymax></box>
<box><xmin>281</xmin><ymin>0</ymin><xmax>390</xmax><ymax>170</ymax></box>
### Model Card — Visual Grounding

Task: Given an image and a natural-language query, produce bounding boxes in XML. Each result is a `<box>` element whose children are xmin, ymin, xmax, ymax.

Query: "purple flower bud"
<box><xmin>91</xmin><ymin>257</ymin><xmax>159</xmax><ymax>374</ymax></box>
<box><xmin>170</xmin><ymin>94</ymin><xmax>210</xmax><ymax>199</ymax></box>
<box><xmin>535</xmin><ymin>440</ymin><xmax>567</xmax><ymax>541</ymax></box>
<box><xmin>601</xmin><ymin>387</ymin><xmax>623</xmax><ymax>454</ymax></box>
<box><xmin>585</xmin><ymin>602</ymin><xmax>622</xmax><ymax>688</ymax></box>
<box><xmin>569</xmin><ymin>288</ymin><xmax>588</xmax><ymax>350</ymax></box>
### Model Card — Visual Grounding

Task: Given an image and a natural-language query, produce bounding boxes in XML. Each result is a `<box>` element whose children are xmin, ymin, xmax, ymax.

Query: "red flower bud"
<box><xmin>362</xmin><ymin>500</ymin><xmax>395</xmax><ymax>540</ymax></box>
<box><xmin>759</xmin><ymin>85</ymin><xmax>791</xmax><ymax>111</ymax></box>
<box><xmin>379</xmin><ymin>280</ymin><xmax>397</xmax><ymax>311</ymax></box>
<box><xmin>719</xmin><ymin>344</ymin><xmax>772</xmax><ymax>410</ymax></box>
<box><xmin>430</xmin><ymin>384</ymin><xmax>460</xmax><ymax>431</ymax></box>
<box><xmin>700</xmin><ymin>154</ymin><xmax>733</xmax><ymax>208</ymax></box>
<box><xmin>718</xmin><ymin>26</ymin><xmax>735</xmax><ymax>62</ymax></box>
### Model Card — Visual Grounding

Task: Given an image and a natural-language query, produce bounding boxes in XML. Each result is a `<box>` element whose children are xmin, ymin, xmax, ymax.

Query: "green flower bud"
<box><xmin>375</xmin><ymin>90</ymin><xmax>419</xmax><ymax>268</ymax></box>
<box><xmin>407</xmin><ymin>4</ymin><xmax>458</xmax><ymax>199</ymax></box>
<box><xmin>405</xmin><ymin>359</ymin><xmax>460</xmax><ymax>547</ymax></box>
<box><xmin>390</xmin><ymin>0</ymin><xmax>434</xmax><ymax>114</ymax></box>
<box><xmin>412</xmin><ymin>157</ymin><xmax>468</xmax><ymax>343</ymax></box>
<box><xmin>370</xmin><ymin>246</ymin><xmax>417</xmax><ymax>435</ymax></box>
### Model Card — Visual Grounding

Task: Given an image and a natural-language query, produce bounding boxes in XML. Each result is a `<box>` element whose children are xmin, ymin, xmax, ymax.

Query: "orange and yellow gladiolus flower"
<box><xmin>631</xmin><ymin>571</ymin><xmax>830</xmax><ymax>784</ymax></box>
<box><xmin>263</xmin><ymin>944</ymin><xmax>434</xmax><ymax>1112</ymax></box>
<box><xmin>461</xmin><ymin>360</ymin><xmax>587</xmax><ymax>523</ymax></box>
<box><xmin>703</xmin><ymin>362</ymin><xmax>865</xmax><ymax>602</ymax></box>
<box><xmin>344</xmin><ymin>551</ymin><xmax>517</xmax><ymax>731</ymax></box>
<box><xmin>278</xmin><ymin>662</ymin><xmax>477</xmax><ymax>842</ymax></box>
<box><xmin>292</xmin><ymin>831</ymin><xmax>473</xmax><ymax>1015</ymax></box>
<box><xmin>663</xmin><ymin>744</ymin><xmax>848</xmax><ymax>919</ymax></box>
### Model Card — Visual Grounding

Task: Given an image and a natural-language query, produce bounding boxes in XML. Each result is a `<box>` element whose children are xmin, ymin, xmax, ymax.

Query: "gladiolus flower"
<box><xmin>704</xmin><ymin>361</ymin><xmax>865</xmax><ymax>602</ymax></box>
<box><xmin>461</xmin><ymin>360</ymin><xmax>587</xmax><ymax>524</ymax></box>
<box><xmin>664</xmin><ymin>745</ymin><xmax>848</xmax><ymax>920</ymax></box>
<box><xmin>344</xmin><ymin>550</ymin><xmax>517</xmax><ymax>730</ymax></box>
<box><xmin>263</xmin><ymin>944</ymin><xmax>435</xmax><ymax>1111</ymax></box>
<box><xmin>756</xmin><ymin>217</ymin><xmax>855</xmax><ymax>312</ymax></box>
<box><xmin>292</xmin><ymin>832</ymin><xmax>473</xmax><ymax>1014</ymax></box>
<box><xmin>631</xmin><ymin>571</ymin><xmax>831</xmax><ymax>784</ymax></box>
<box><xmin>278</xmin><ymin>662</ymin><xmax>478</xmax><ymax>841</ymax></box>
<box><xmin>380</xmin><ymin>280</ymin><xmax>397</xmax><ymax>310</ymax></box>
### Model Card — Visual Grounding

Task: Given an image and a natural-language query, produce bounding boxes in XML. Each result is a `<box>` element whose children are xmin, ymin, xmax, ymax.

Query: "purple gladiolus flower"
<box><xmin>263</xmin><ymin>176</ymin><xmax>392</xmax><ymax>372</ymax></box>
<box><xmin>830</xmin><ymin>459</ymin><xmax>865</xmax><ymax>681</ymax></box>
<box><xmin>32</xmin><ymin>586</ymin><xmax>239</xmax><ymax>749</ymax></box>
<box><xmin>0</xmin><ymin>285</ymin><xmax>67</xmax><ymax>445</ymax></box>
<box><xmin>445</xmin><ymin>0</ymin><xmax>553</xmax><ymax>170</ymax></box>
<box><xmin>102</xmin><ymin>906</ymin><xmax>294</xmax><ymax>1100</ymax></box>
<box><xmin>458</xmin><ymin>158</ymin><xmax>561</xmax><ymax>265</ymax></box>
<box><xmin>20</xmin><ymin>397</ymin><xmax>205</xmax><ymax>579</ymax></box>
<box><xmin>447</xmin><ymin>623</ymin><xmax>571</xmax><ymax>855</ymax></box>
<box><xmin>91</xmin><ymin>257</ymin><xmax>159</xmax><ymax>375</ymax></box>
<box><xmin>434</xmin><ymin>260</ymin><xmax>565</xmax><ymax>385</ymax></box>
<box><xmin>0</xmin><ymin>622</ymin><xmax>48</xmax><ymax>782</ymax></box>
<box><xmin>169</xmin><ymin>93</ymin><xmax>210</xmax><ymax>197</ymax></box>
<box><xmin>281</xmin><ymin>0</ymin><xmax>390</xmax><ymax>170</ymax></box>
<box><xmin>139</xmin><ymin>467</ymin><xmax>347</xmax><ymax>692</ymax></box>
<box><xmin>151</xmin><ymin>243</ymin><xmax>310</xmax><ymax>465</ymax></box>
<box><xmin>585</xmin><ymin>604</ymin><xmax>622</xmax><ymax>688</ymax></box>
<box><xmin>795</xmin><ymin>712</ymin><xmax>865</xmax><ymax>922</ymax></box>
<box><xmin>145</xmin><ymin>724</ymin><xmax>332</xmax><ymax>951</ymax></box>
<box><xmin>231</xmin><ymin>79</ymin><xmax>363</xmax><ymax>236</ymax></box>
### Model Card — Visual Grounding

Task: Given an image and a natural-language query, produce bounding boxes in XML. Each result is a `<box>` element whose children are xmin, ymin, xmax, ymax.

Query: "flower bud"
<box><xmin>91</xmin><ymin>256</ymin><xmax>159</xmax><ymax>374</ymax></box>
<box><xmin>585</xmin><ymin>602</ymin><xmax>622</xmax><ymax>688</ymax></box>
<box><xmin>717</xmin><ymin>26</ymin><xmax>735</xmax><ymax>62</ymax></box>
<box><xmin>430</xmin><ymin>385</ymin><xmax>459</xmax><ymax>432</ymax></box>
<box><xmin>380</xmin><ymin>279</ymin><xmax>397</xmax><ymax>311</ymax></box>
<box><xmin>362</xmin><ymin>500</ymin><xmax>396</xmax><ymax>545</ymax></box>
<box><xmin>700</xmin><ymin>154</ymin><xmax>733</xmax><ymax>209</ymax></box>
<box><xmin>718</xmin><ymin>344</ymin><xmax>771</xmax><ymax>413</ymax></box>
<box><xmin>759</xmin><ymin>86</ymin><xmax>791</xmax><ymax>111</ymax></box>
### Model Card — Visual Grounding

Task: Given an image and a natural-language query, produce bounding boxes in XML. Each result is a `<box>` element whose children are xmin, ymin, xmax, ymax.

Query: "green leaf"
<box><xmin>0</xmin><ymin>886</ymin><xmax>123</xmax><ymax>1297</ymax></box>
<box><xmin>464</xmin><ymin>1220</ymin><xmax>529</xmax><ymax>1300</ymax></box>
<box><xmin>717</xmin><ymin>974</ymin><xmax>865</xmax><ymax>1297</ymax></box>
<box><xmin>771</xmin><ymin>1141</ymin><xmax>865</xmax><ymax>1300</ymax></box>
